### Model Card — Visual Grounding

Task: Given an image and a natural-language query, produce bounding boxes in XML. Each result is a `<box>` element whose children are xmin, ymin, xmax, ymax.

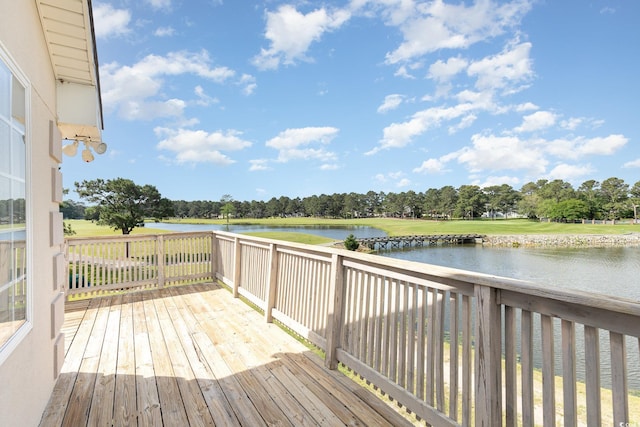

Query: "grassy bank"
<box><xmin>66</xmin><ymin>217</ymin><xmax>639</xmax><ymax>241</ymax></box>
<box><xmin>163</xmin><ymin>217</ymin><xmax>638</xmax><ymax>236</ymax></box>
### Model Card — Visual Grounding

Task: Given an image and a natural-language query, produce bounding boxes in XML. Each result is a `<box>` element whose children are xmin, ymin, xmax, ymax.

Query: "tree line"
<box><xmin>169</xmin><ymin>177</ymin><xmax>640</xmax><ymax>222</ymax></box>
<box><xmin>61</xmin><ymin>177</ymin><xmax>640</xmax><ymax>234</ymax></box>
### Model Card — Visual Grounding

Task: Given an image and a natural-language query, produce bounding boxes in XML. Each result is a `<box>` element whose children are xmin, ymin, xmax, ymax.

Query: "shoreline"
<box><xmin>482</xmin><ymin>233</ymin><xmax>640</xmax><ymax>247</ymax></box>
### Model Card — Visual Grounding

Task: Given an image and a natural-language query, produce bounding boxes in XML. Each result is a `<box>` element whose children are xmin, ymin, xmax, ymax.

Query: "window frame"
<box><xmin>0</xmin><ymin>41</ymin><xmax>32</xmax><ymax>366</ymax></box>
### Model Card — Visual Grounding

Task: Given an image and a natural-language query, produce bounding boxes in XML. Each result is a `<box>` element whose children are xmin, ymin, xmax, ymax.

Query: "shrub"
<box><xmin>344</xmin><ymin>234</ymin><xmax>359</xmax><ymax>251</ymax></box>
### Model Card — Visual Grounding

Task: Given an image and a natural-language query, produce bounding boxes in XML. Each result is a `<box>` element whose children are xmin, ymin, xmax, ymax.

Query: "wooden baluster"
<box><xmin>561</xmin><ymin>319</ymin><xmax>577</xmax><ymax>427</ymax></box>
<box><xmin>505</xmin><ymin>305</ymin><xmax>517</xmax><ymax>427</ymax></box>
<box><xmin>541</xmin><ymin>314</ymin><xmax>555</xmax><ymax>427</ymax></box>
<box><xmin>610</xmin><ymin>331</ymin><xmax>628</xmax><ymax>425</ymax></box>
<box><xmin>521</xmin><ymin>310</ymin><xmax>534</xmax><ymax>427</ymax></box>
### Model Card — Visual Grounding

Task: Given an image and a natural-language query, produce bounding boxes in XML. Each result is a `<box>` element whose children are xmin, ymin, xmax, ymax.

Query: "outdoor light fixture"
<box><xmin>81</xmin><ymin>146</ymin><xmax>94</xmax><ymax>162</ymax></box>
<box><xmin>89</xmin><ymin>140</ymin><xmax>107</xmax><ymax>155</ymax></box>
<box><xmin>61</xmin><ymin>140</ymin><xmax>78</xmax><ymax>157</ymax></box>
<box><xmin>62</xmin><ymin>139</ymin><xmax>108</xmax><ymax>162</ymax></box>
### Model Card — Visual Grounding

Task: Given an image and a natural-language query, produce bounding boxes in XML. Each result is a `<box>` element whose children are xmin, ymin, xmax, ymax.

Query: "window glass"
<box><xmin>0</xmin><ymin>54</ymin><xmax>28</xmax><ymax>353</ymax></box>
<box><xmin>0</xmin><ymin>121</ymin><xmax>8</xmax><ymax>174</ymax></box>
<box><xmin>11</xmin><ymin>128</ymin><xmax>24</xmax><ymax>180</ymax></box>
<box><xmin>0</xmin><ymin>64</ymin><xmax>8</xmax><ymax>119</ymax></box>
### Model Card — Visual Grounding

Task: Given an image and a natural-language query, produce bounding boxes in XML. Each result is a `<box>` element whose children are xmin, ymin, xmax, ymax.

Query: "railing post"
<box><xmin>325</xmin><ymin>253</ymin><xmax>345</xmax><ymax>370</ymax></box>
<box><xmin>210</xmin><ymin>232</ymin><xmax>218</xmax><ymax>282</ymax></box>
<box><xmin>233</xmin><ymin>236</ymin><xmax>241</xmax><ymax>298</ymax></box>
<box><xmin>265</xmin><ymin>243</ymin><xmax>278</xmax><ymax>323</ymax></box>
<box><xmin>474</xmin><ymin>284</ymin><xmax>502</xmax><ymax>427</ymax></box>
<box><xmin>157</xmin><ymin>234</ymin><xmax>165</xmax><ymax>288</ymax></box>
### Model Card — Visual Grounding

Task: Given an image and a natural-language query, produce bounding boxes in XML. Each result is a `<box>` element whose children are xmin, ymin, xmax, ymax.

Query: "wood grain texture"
<box><xmin>40</xmin><ymin>283</ymin><xmax>413</xmax><ymax>427</ymax></box>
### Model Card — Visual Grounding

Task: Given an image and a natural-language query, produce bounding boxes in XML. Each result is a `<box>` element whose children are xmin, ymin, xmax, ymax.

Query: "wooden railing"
<box><xmin>65</xmin><ymin>231</ymin><xmax>640</xmax><ymax>426</ymax></box>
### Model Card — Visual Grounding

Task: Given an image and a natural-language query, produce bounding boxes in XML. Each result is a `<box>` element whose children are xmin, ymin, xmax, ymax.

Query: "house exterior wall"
<box><xmin>0</xmin><ymin>2</ymin><xmax>66</xmax><ymax>426</ymax></box>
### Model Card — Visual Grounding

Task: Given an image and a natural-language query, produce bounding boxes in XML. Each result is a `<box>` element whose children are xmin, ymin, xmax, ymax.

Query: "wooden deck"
<box><xmin>39</xmin><ymin>283</ymin><xmax>413</xmax><ymax>426</ymax></box>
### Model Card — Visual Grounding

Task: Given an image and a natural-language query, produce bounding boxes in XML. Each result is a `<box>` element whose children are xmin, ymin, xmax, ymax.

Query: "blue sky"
<box><xmin>63</xmin><ymin>0</ymin><xmax>639</xmax><ymax>202</ymax></box>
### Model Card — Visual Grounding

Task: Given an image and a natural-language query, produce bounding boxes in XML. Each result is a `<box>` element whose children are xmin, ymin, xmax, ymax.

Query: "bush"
<box><xmin>344</xmin><ymin>234</ymin><xmax>359</xmax><ymax>251</ymax></box>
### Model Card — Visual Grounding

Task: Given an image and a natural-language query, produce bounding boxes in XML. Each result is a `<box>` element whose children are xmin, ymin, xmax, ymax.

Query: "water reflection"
<box><xmin>382</xmin><ymin>245</ymin><xmax>640</xmax><ymax>301</ymax></box>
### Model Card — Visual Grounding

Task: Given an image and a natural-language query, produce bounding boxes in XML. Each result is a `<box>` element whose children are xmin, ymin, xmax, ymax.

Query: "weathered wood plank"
<box><xmin>62</xmin><ymin>296</ymin><xmax>112</xmax><ymax>427</ymax></box>
<box><xmin>154</xmin><ymin>290</ymin><xmax>215</xmax><ymax>426</ymax></box>
<box><xmin>142</xmin><ymin>291</ymin><xmax>190</xmax><ymax>426</ymax></box>
<box><xmin>40</xmin><ymin>297</ymin><xmax>102</xmax><ymax>426</ymax></box>
<box><xmin>132</xmin><ymin>291</ymin><xmax>162</xmax><ymax>426</ymax></box>
<box><xmin>166</xmin><ymin>286</ymin><xmax>241</xmax><ymax>426</ymax></box>
<box><xmin>87</xmin><ymin>294</ymin><xmax>121</xmax><ymax>426</ymax></box>
<box><xmin>113</xmin><ymin>292</ymin><xmax>137</xmax><ymax>426</ymax></box>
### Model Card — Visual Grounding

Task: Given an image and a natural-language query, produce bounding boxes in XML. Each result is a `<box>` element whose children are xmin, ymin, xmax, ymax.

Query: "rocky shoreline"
<box><xmin>482</xmin><ymin>233</ymin><xmax>640</xmax><ymax>248</ymax></box>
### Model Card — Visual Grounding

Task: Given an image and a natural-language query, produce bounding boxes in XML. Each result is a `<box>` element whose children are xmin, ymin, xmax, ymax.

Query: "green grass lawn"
<box><xmin>65</xmin><ymin>217</ymin><xmax>638</xmax><ymax>241</ymax></box>
<box><xmin>243</xmin><ymin>231</ymin><xmax>335</xmax><ymax>245</ymax></box>
<box><xmin>162</xmin><ymin>217</ymin><xmax>638</xmax><ymax>236</ymax></box>
<box><xmin>65</xmin><ymin>219</ymin><xmax>172</xmax><ymax>237</ymax></box>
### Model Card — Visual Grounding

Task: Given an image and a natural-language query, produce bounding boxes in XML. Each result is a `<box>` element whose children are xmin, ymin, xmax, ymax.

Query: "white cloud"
<box><xmin>253</xmin><ymin>5</ymin><xmax>351</xmax><ymax>70</ymax></box>
<box><xmin>478</xmin><ymin>175</ymin><xmax>521</xmax><ymax>188</ymax></box>
<box><xmin>194</xmin><ymin>86</ymin><xmax>218</xmax><ymax>107</ymax></box>
<box><xmin>384</xmin><ymin>0</ymin><xmax>532</xmax><ymax>64</ymax></box>
<box><xmin>546</xmin><ymin>163</ymin><xmax>595</xmax><ymax>181</ymax></box>
<box><xmin>374</xmin><ymin>173</ymin><xmax>387</xmax><ymax>183</ymax></box>
<box><xmin>155</xmin><ymin>127</ymin><xmax>252</xmax><ymax>165</ymax></box>
<box><xmin>560</xmin><ymin>117</ymin><xmax>583</xmax><ymax>130</ymax></box>
<box><xmin>146</xmin><ymin>0</ymin><xmax>172</xmax><ymax>10</ymax></box>
<box><xmin>428</xmin><ymin>56</ymin><xmax>468</xmax><ymax>82</ymax></box>
<box><xmin>448</xmin><ymin>114</ymin><xmax>477</xmax><ymax>134</ymax></box>
<box><xmin>377</xmin><ymin>94</ymin><xmax>404</xmax><ymax>113</ymax></box>
<box><xmin>367</xmin><ymin>103</ymin><xmax>475</xmax><ymax>154</ymax></box>
<box><xmin>249</xmin><ymin>159</ymin><xmax>271</xmax><ymax>171</ymax></box>
<box><xmin>515</xmin><ymin>102</ymin><xmax>538</xmax><ymax>112</ymax></box>
<box><xmin>266</xmin><ymin>127</ymin><xmax>339</xmax><ymax>162</ymax></box>
<box><xmin>92</xmin><ymin>4</ymin><xmax>131</xmax><ymax>39</ymax></box>
<box><xmin>238</xmin><ymin>74</ymin><xmax>257</xmax><ymax>95</ymax></box>
<box><xmin>397</xmin><ymin>178</ymin><xmax>412</xmax><ymax>187</ymax></box>
<box><xmin>154</xmin><ymin>26</ymin><xmax>175</xmax><ymax>37</ymax></box>
<box><xmin>320</xmin><ymin>163</ymin><xmax>339</xmax><ymax>170</ymax></box>
<box><xmin>575</xmin><ymin>135</ymin><xmax>628</xmax><ymax>156</ymax></box>
<box><xmin>413</xmin><ymin>158</ymin><xmax>448</xmax><ymax>174</ymax></box>
<box><xmin>394</xmin><ymin>65</ymin><xmax>416</xmax><ymax>79</ymax></box>
<box><xmin>623</xmin><ymin>159</ymin><xmax>640</xmax><ymax>168</ymax></box>
<box><xmin>100</xmin><ymin>50</ymin><xmax>236</xmax><ymax>120</ymax></box>
<box><xmin>514</xmin><ymin>110</ymin><xmax>557</xmax><ymax>133</ymax></box>
<box><xmin>545</xmin><ymin>134</ymin><xmax>628</xmax><ymax>160</ymax></box>
<box><xmin>455</xmin><ymin>133</ymin><xmax>547</xmax><ymax>175</ymax></box>
<box><xmin>467</xmin><ymin>41</ymin><xmax>533</xmax><ymax>93</ymax></box>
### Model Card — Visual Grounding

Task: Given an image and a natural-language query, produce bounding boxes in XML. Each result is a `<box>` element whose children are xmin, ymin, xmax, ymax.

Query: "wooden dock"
<box><xmin>40</xmin><ymin>283</ymin><xmax>413</xmax><ymax>427</ymax></box>
<box><xmin>357</xmin><ymin>234</ymin><xmax>484</xmax><ymax>250</ymax></box>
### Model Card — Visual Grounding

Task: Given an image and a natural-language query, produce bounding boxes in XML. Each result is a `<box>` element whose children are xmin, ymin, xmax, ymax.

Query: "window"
<box><xmin>0</xmin><ymin>47</ymin><xmax>29</xmax><ymax>360</ymax></box>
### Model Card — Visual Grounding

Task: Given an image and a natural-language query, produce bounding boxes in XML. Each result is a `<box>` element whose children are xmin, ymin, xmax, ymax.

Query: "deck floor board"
<box><xmin>40</xmin><ymin>283</ymin><xmax>413</xmax><ymax>426</ymax></box>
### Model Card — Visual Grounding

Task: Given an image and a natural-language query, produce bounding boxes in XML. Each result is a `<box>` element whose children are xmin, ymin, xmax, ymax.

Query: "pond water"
<box><xmin>381</xmin><ymin>244</ymin><xmax>640</xmax><ymax>301</ymax></box>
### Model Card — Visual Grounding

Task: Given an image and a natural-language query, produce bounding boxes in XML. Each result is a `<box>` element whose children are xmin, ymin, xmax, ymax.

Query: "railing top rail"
<box><xmin>66</xmin><ymin>234</ymin><xmax>161</xmax><ymax>244</ymax></box>
<box><xmin>66</xmin><ymin>230</ymin><xmax>218</xmax><ymax>245</ymax></box>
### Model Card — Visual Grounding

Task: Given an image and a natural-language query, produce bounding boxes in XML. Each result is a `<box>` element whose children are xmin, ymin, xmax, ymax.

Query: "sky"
<box><xmin>62</xmin><ymin>0</ymin><xmax>640</xmax><ymax>202</ymax></box>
